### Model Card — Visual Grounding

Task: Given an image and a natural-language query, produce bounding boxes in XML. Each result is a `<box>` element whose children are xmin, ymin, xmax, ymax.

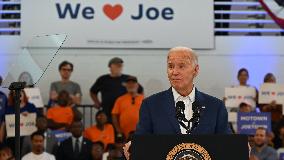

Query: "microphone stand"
<box><xmin>177</xmin><ymin>108</ymin><xmax>202</xmax><ymax>134</ymax></box>
<box><xmin>9</xmin><ymin>82</ymin><xmax>26</xmax><ymax>160</ymax></box>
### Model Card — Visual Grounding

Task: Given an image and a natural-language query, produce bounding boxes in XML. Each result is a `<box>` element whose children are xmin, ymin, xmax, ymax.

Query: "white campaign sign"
<box><xmin>259</xmin><ymin>83</ymin><xmax>284</xmax><ymax>104</ymax></box>
<box><xmin>24</xmin><ymin>88</ymin><xmax>44</xmax><ymax>108</ymax></box>
<box><xmin>21</xmin><ymin>0</ymin><xmax>214</xmax><ymax>49</ymax></box>
<box><xmin>225</xmin><ymin>87</ymin><xmax>256</xmax><ymax>108</ymax></box>
<box><xmin>5</xmin><ymin>113</ymin><xmax>37</xmax><ymax>137</ymax></box>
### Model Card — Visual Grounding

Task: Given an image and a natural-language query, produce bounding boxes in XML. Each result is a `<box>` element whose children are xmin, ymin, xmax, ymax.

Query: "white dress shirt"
<box><xmin>172</xmin><ymin>86</ymin><xmax>196</xmax><ymax>134</ymax></box>
<box><xmin>72</xmin><ymin>136</ymin><xmax>83</xmax><ymax>152</ymax></box>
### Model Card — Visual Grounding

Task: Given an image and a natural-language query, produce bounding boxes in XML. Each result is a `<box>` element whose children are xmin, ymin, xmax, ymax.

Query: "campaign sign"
<box><xmin>51</xmin><ymin>130</ymin><xmax>72</xmax><ymax>142</ymax></box>
<box><xmin>280</xmin><ymin>153</ymin><xmax>284</xmax><ymax>160</ymax></box>
<box><xmin>259</xmin><ymin>83</ymin><xmax>284</xmax><ymax>104</ymax></box>
<box><xmin>21</xmin><ymin>0</ymin><xmax>214</xmax><ymax>49</ymax></box>
<box><xmin>5</xmin><ymin>113</ymin><xmax>37</xmax><ymax>137</ymax></box>
<box><xmin>237</xmin><ymin>112</ymin><xmax>271</xmax><ymax>135</ymax></box>
<box><xmin>225</xmin><ymin>87</ymin><xmax>256</xmax><ymax>108</ymax></box>
<box><xmin>24</xmin><ymin>88</ymin><xmax>44</xmax><ymax>108</ymax></box>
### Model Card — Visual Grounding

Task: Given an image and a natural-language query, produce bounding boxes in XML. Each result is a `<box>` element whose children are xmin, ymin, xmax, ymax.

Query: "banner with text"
<box><xmin>237</xmin><ymin>112</ymin><xmax>271</xmax><ymax>135</ymax></box>
<box><xmin>5</xmin><ymin>113</ymin><xmax>37</xmax><ymax>137</ymax></box>
<box><xmin>21</xmin><ymin>0</ymin><xmax>214</xmax><ymax>49</ymax></box>
<box><xmin>225</xmin><ymin>87</ymin><xmax>256</xmax><ymax>108</ymax></box>
<box><xmin>259</xmin><ymin>83</ymin><xmax>284</xmax><ymax>104</ymax></box>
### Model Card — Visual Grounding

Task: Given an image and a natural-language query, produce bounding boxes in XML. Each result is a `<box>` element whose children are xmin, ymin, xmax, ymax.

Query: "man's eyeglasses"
<box><xmin>61</xmin><ymin>68</ymin><xmax>72</xmax><ymax>72</ymax></box>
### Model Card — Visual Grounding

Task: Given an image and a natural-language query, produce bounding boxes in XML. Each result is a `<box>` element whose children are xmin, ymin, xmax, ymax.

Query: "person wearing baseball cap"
<box><xmin>90</xmin><ymin>58</ymin><xmax>143</xmax><ymax>122</ymax></box>
<box><xmin>112</xmin><ymin>76</ymin><xmax>144</xmax><ymax>139</ymax></box>
<box><xmin>108</xmin><ymin>57</ymin><xmax>124</xmax><ymax>68</ymax></box>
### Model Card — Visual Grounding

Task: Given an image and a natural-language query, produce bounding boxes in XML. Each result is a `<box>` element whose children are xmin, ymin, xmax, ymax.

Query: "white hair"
<box><xmin>168</xmin><ymin>46</ymin><xmax>198</xmax><ymax>66</ymax></box>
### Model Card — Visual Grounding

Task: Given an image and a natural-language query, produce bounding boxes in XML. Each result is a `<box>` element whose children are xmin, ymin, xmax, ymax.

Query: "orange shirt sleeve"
<box><xmin>83</xmin><ymin>128</ymin><xmax>92</xmax><ymax>140</ymax></box>
<box><xmin>107</xmin><ymin>124</ymin><xmax>115</xmax><ymax>144</ymax></box>
<box><xmin>46</xmin><ymin>108</ymin><xmax>54</xmax><ymax>119</ymax></box>
<box><xmin>112</xmin><ymin>97</ymin><xmax>121</xmax><ymax>115</ymax></box>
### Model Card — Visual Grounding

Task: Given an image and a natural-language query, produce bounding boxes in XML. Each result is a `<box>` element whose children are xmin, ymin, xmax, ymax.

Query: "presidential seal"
<box><xmin>166</xmin><ymin>143</ymin><xmax>211</xmax><ymax>160</ymax></box>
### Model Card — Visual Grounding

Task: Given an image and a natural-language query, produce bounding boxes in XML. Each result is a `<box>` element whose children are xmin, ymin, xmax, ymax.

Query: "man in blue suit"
<box><xmin>123</xmin><ymin>46</ymin><xmax>231</xmax><ymax>158</ymax></box>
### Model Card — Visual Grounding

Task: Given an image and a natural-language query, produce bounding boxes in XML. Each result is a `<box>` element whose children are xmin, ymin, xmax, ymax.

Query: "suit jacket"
<box><xmin>21</xmin><ymin>130</ymin><xmax>58</xmax><ymax>157</ymax></box>
<box><xmin>135</xmin><ymin>88</ymin><xmax>231</xmax><ymax>135</ymax></box>
<box><xmin>56</xmin><ymin>137</ymin><xmax>92</xmax><ymax>160</ymax></box>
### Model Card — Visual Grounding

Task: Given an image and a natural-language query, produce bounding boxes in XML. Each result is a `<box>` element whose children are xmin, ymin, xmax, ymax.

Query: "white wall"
<box><xmin>1</xmin><ymin>36</ymin><xmax>284</xmax><ymax>104</ymax></box>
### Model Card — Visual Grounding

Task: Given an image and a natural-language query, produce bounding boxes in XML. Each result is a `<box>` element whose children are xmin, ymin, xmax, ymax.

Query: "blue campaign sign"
<box><xmin>0</xmin><ymin>92</ymin><xmax>7</xmax><ymax>122</ymax></box>
<box><xmin>280</xmin><ymin>153</ymin><xmax>284</xmax><ymax>160</ymax></box>
<box><xmin>237</xmin><ymin>112</ymin><xmax>271</xmax><ymax>135</ymax></box>
<box><xmin>51</xmin><ymin>130</ymin><xmax>72</xmax><ymax>142</ymax></box>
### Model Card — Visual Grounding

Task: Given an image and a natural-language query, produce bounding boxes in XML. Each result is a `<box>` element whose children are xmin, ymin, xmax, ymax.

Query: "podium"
<box><xmin>131</xmin><ymin>134</ymin><xmax>248</xmax><ymax>160</ymax></box>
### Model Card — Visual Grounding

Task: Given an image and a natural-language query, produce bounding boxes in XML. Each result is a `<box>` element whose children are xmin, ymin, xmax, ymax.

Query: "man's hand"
<box><xmin>21</xmin><ymin>112</ymin><xmax>29</xmax><ymax>117</ymax></box>
<box><xmin>123</xmin><ymin>141</ymin><xmax>131</xmax><ymax>160</ymax></box>
<box><xmin>70</xmin><ymin>94</ymin><xmax>81</xmax><ymax>105</ymax></box>
<box><xmin>50</xmin><ymin>90</ymin><xmax>58</xmax><ymax>100</ymax></box>
<box><xmin>94</xmin><ymin>103</ymin><xmax>101</xmax><ymax>109</ymax></box>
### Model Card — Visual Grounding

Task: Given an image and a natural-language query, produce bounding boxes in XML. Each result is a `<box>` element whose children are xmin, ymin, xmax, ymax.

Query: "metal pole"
<box><xmin>9</xmin><ymin>82</ymin><xmax>26</xmax><ymax>160</ymax></box>
<box><xmin>14</xmin><ymin>89</ymin><xmax>21</xmax><ymax>160</ymax></box>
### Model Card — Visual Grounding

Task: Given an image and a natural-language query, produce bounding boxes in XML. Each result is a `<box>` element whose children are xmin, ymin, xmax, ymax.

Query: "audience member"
<box><xmin>259</xmin><ymin>73</ymin><xmax>282</xmax><ymax>123</ymax></box>
<box><xmin>0</xmin><ymin>146</ymin><xmax>13</xmax><ymax>160</ymax></box>
<box><xmin>102</xmin><ymin>144</ymin><xmax>115</xmax><ymax>160</ymax></box>
<box><xmin>107</xmin><ymin>147</ymin><xmax>123</xmax><ymax>160</ymax></box>
<box><xmin>91</xmin><ymin>141</ymin><xmax>104</xmax><ymax>160</ymax></box>
<box><xmin>57</xmin><ymin>121</ymin><xmax>92</xmax><ymax>160</ymax></box>
<box><xmin>22</xmin><ymin>131</ymin><xmax>55</xmax><ymax>160</ymax></box>
<box><xmin>49</xmin><ymin>61</ymin><xmax>82</xmax><ymax>106</ymax></box>
<box><xmin>84</xmin><ymin>111</ymin><xmax>115</xmax><ymax>149</ymax></box>
<box><xmin>112</xmin><ymin>76</ymin><xmax>143</xmax><ymax>139</ymax></box>
<box><xmin>5</xmin><ymin>90</ymin><xmax>39</xmax><ymax>153</ymax></box>
<box><xmin>238</xmin><ymin>68</ymin><xmax>258</xmax><ymax>103</ymax></box>
<box><xmin>47</xmin><ymin>90</ymin><xmax>82</xmax><ymax>130</ymax></box>
<box><xmin>0</xmin><ymin>76</ymin><xmax>7</xmax><ymax>143</ymax></box>
<box><xmin>237</xmin><ymin>68</ymin><xmax>250</xmax><ymax>87</ymax></box>
<box><xmin>249</xmin><ymin>155</ymin><xmax>260</xmax><ymax>160</ymax></box>
<box><xmin>18</xmin><ymin>72</ymin><xmax>34</xmax><ymax>87</ymax></box>
<box><xmin>239</xmin><ymin>102</ymin><xmax>253</xmax><ymax>113</ymax></box>
<box><xmin>113</xmin><ymin>135</ymin><xmax>125</xmax><ymax>157</ymax></box>
<box><xmin>5</xmin><ymin>90</ymin><xmax>39</xmax><ymax>116</ymax></box>
<box><xmin>274</xmin><ymin>126</ymin><xmax>284</xmax><ymax>149</ymax></box>
<box><xmin>90</xmin><ymin>57</ymin><xmax>143</xmax><ymax>122</ymax></box>
<box><xmin>267</xmin><ymin>132</ymin><xmax>275</xmax><ymax>148</ymax></box>
<box><xmin>21</xmin><ymin>116</ymin><xmax>58</xmax><ymax>157</ymax></box>
<box><xmin>251</xmin><ymin>127</ymin><xmax>278</xmax><ymax>160</ymax></box>
<box><xmin>224</xmin><ymin>68</ymin><xmax>258</xmax><ymax>110</ymax></box>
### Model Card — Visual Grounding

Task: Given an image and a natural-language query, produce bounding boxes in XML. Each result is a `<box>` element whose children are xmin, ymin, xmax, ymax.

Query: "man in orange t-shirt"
<box><xmin>47</xmin><ymin>90</ymin><xmax>81</xmax><ymax>130</ymax></box>
<box><xmin>112</xmin><ymin>76</ymin><xmax>144</xmax><ymax>139</ymax></box>
<box><xmin>84</xmin><ymin>110</ymin><xmax>115</xmax><ymax>149</ymax></box>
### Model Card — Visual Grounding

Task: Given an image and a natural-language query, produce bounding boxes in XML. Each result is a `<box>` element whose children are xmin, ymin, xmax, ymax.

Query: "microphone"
<box><xmin>176</xmin><ymin>101</ymin><xmax>187</xmax><ymax>122</ymax></box>
<box><xmin>191</xmin><ymin>101</ymin><xmax>204</xmax><ymax>131</ymax></box>
<box><xmin>176</xmin><ymin>100</ymin><xmax>205</xmax><ymax>134</ymax></box>
<box><xmin>176</xmin><ymin>101</ymin><xmax>189</xmax><ymax>133</ymax></box>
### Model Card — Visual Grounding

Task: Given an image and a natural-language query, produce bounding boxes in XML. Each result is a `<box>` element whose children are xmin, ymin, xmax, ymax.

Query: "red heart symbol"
<box><xmin>103</xmin><ymin>4</ymin><xmax>123</xmax><ymax>20</ymax></box>
<box><xmin>272</xmin><ymin>92</ymin><xmax>276</xmax><ymax>95</ymax></box>
<box><xmin>238</xmin><ymin>96</ymin><xmax>242</xmax><ymax>99</ymax></box>
<box><xmin>259</xmin><ymin>0</ymin><xmax>284</xmax><ymax>29</ymax></box>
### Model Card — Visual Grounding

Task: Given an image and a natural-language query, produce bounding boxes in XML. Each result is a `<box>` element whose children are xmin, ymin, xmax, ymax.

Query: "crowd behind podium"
<box><xmin>0</xmin><ymin>58</ymin><xmax>282</xmax><ymax>160</ymax></box>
